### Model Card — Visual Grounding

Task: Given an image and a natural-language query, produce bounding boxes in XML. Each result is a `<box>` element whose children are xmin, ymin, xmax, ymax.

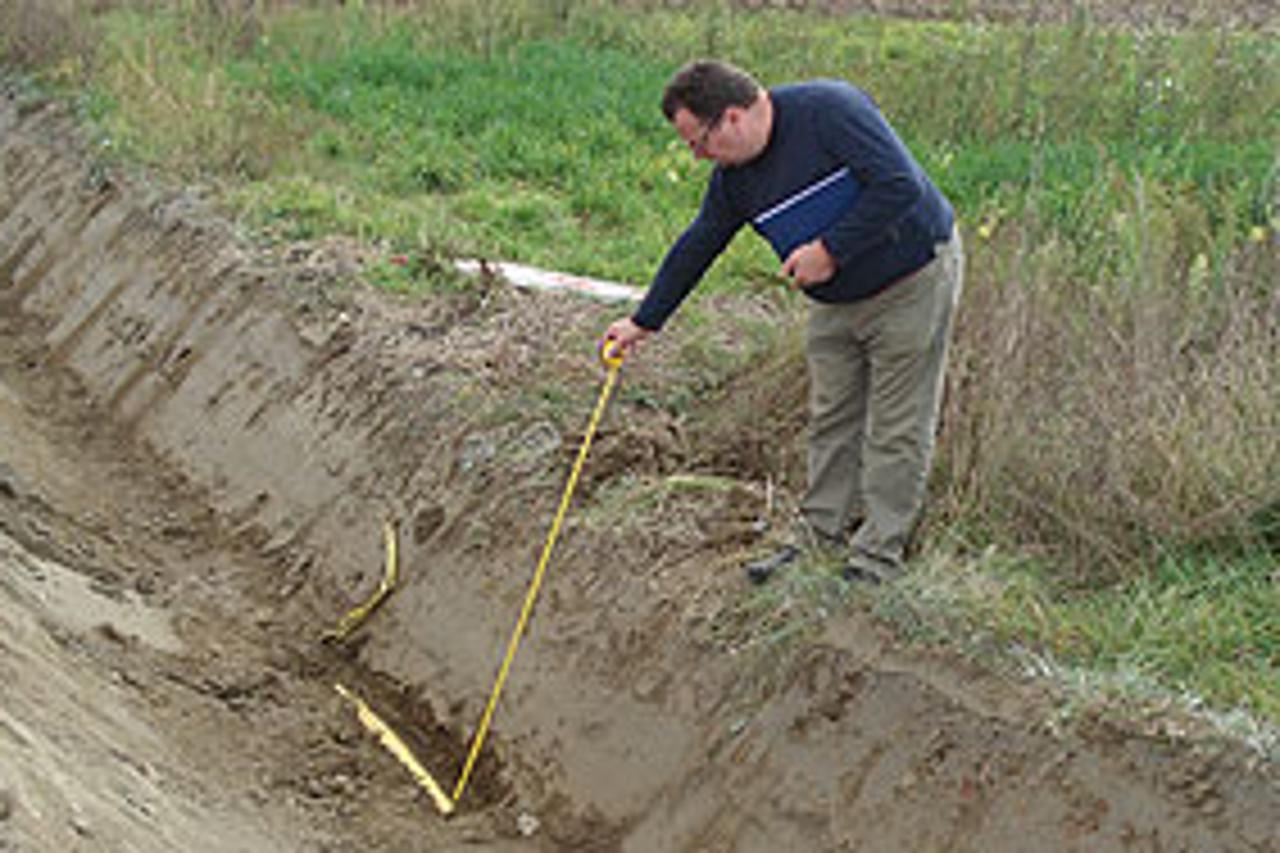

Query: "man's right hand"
<box><xmin>600</xmin><ymin>317</ymin><xmax>653</xmax><ymax>358</ymax></box>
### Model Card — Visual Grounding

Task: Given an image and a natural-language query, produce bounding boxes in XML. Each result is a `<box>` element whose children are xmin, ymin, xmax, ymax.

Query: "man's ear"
<box><xmin>722</xmin><ymin>105</ymin><xmax>745</xmax><ymax>126</ymax></box>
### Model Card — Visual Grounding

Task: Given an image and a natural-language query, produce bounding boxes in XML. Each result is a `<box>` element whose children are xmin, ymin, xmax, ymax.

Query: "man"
<box><xmin>601</xmin><ymin>60</ymin><xmax>963</xmax><ymax>585</ymax></box>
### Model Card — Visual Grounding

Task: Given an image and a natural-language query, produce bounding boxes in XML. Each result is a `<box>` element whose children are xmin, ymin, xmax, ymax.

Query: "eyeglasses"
<box><xmin>690</xmin><ymin>114</ymin><xmax>723</xmax><ymax>156</ymax></box>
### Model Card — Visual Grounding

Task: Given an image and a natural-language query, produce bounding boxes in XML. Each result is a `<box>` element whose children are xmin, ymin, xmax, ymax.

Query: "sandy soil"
<box><xmin>1</xmin><ymin>80</ymin><xmax>1278</xmax><ymax>853</ymax></box>
<box><xmin>0</xmin><ymin>313</ymin><xmax>523</xmax><ymax>851</ymax></box>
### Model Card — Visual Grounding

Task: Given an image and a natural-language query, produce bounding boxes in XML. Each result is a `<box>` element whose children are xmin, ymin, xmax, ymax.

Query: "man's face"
<box><xmin>672</xmin><ymin>106</ymin><xmax>752</xmax><ymax>167</ymax></box>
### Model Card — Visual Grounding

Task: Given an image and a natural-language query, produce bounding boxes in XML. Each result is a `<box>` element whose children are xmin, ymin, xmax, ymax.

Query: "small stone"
<box><xmin>516</xmin><ymin>812</ymin><xmax>540</xmax><ymax>837</ymax></box>
<box><xmin>70</xmin><ymin>814</ymin><xmax>92</xmax><ymax>837</ymax></box>
<box><xmin>134</xmin><ymin>574</ymin><xmax>158</xmax><ymax>596</ymax></box>
<box><xmin>0</xmin><ymin>463</ymin><xmax>19</xmax><ymax>499</ymax></box>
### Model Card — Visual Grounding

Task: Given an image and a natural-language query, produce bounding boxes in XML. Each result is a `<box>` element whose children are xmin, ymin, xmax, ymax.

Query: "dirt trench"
<box><xmin>2</xmin><ymin>86</ymin><xmax>1278</xmax><ymax>852</ymax></box>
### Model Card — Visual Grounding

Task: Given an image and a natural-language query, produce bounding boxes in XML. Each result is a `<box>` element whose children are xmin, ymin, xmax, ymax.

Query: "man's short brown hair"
<box><xmin>661</xmin><ymin>59</ymin><xmax>761</xmax><ymax>123</ymax></box>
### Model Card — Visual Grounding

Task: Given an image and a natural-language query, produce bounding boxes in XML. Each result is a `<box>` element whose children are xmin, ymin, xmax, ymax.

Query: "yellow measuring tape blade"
<box><xmin>452</xmin><ymin>346</ymin><xmax>624</xmax><ymax>805</ymax></box>
<box><xmin>334</xmin><ymin>683</ymin><xmax>456</xmax><ymax>815</ymax></box>
<box><xmin>332</xmin><ymin>345</ymin><xmax>624</xmax><ymax>816</ymax></box>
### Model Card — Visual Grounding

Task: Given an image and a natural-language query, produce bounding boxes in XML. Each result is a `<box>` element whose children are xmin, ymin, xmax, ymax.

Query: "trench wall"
<box><xmin>0</xmin><ymin>89</ymin><xmax>701</xmax><ymax>834</ymax></box>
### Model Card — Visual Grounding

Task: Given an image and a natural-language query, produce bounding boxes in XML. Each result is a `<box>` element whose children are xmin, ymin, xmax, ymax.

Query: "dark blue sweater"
<box><xmin>632</xmin><ymin>80</ymin><xmax>954</xmax><ymax>330</ymax></box>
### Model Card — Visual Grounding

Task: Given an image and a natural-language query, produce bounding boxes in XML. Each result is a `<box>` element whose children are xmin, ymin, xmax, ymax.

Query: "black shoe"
<box><xmin>840</xmin><ymin>563</ymin><xmax>882</xmax><ymax>585</ymax></box>
<box><xmin>840</xmin><ymin>554</ymin><xmax>904</xmax><ymax>586</ymax></box>
<box><xmin>744</xmin><ymin>545</ymin><xmax>800</xmax><ymax>585</ymax></box>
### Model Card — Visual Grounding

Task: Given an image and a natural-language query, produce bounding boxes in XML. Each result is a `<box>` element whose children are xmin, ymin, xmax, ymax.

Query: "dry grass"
<box><xmin>936</xmin><ymin>210</ymin><xmax>1278</xmax><ymax>581</ymax></box>
<box><xmin>0</xmin><ymin>0</ymin><xmax>98</xmax><ymax>78</ymax></box>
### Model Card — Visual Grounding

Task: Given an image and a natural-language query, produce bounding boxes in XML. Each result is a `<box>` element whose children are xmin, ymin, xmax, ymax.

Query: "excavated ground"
<box><xmin>2</xmin><ymin>85</ymin><xmax>1278</xmax><ymax>852</ymax></box>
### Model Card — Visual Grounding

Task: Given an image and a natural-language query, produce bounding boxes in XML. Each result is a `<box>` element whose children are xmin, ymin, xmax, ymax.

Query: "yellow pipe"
<box><xmin>334</xmin><ymin>683</ymin><xmax>456</xmax><ymax>816</ymax></box>
<box><xmin>324</xmin><ymin>520</ymin><xmax>400</xmax><ymax>643</ymax></box>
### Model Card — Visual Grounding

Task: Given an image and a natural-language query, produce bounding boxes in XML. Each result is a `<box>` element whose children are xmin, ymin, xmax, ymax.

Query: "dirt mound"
<box><xmin>2</xmin><ymin>84</ymin><xmax>1277</xmax><ymax>851</ymax></box>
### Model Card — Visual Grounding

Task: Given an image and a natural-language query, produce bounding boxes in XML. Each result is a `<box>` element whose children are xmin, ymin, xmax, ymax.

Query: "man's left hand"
<box><xmin>781</xmin><ymin>240</ymin><xmax>837</xmax><ymax>288</ymax></box>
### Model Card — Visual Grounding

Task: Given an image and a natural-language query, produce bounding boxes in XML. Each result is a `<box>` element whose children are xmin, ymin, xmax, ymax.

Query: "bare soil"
<box><xmin>1</xmin><ymin>82</ymin><xmax>1278</xmax><ymax>853</ymax></box>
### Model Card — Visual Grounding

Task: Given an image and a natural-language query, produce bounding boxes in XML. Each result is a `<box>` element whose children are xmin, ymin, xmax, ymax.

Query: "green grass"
<box><xmin>872</xmin><ymin>544</ymin><xmax>1279</xmax><ymax>741</ymax></box>
<box><xmin>694</xmin><ymin>533</ymin><xmax>1278</xmax><ymax>742</ymax></box>
<box><xmin>51</xmin><ymin>4</ymin><xmax>1276</xmax><ymax>291</ymax></box>
<box><xmin>228</xmin><ymin>28</ymin><xmax>713</xmax><ymax>283</ymax></box>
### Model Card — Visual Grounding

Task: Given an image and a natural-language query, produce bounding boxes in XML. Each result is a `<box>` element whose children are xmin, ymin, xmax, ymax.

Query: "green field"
<box><xmin>58</xmin><ymin>4</ymin><xmax>1276</xmax><ymax>291</ymax></box>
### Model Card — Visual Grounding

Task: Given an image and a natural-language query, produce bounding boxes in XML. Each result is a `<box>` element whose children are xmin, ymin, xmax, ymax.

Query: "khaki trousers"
<box><xmin>801</xmin><ymin>229</ymin><xmax>963</xmax><ymax>571</ymax></box>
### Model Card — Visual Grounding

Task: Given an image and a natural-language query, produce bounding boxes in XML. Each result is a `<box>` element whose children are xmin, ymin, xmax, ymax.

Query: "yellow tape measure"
<box><xmin>452</xmin><ymin>341</ymin><xmax>624</xmax><ymax>803</ymax></box>
<box><xmin>333</xmin><ymin>343</ymin><xmax>626</xmax><ymax>814</ymax></box>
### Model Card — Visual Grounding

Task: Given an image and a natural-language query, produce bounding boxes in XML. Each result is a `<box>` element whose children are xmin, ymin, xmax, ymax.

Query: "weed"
<box><xmin>0</xmin><ymin>0</ymin><xmax>95</xmax><ymax>82</ymax></box>
<box><xmin>874</xmin><ymin>543</ymin><xmax>1280</xmax><ymax>740</ymax></box>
